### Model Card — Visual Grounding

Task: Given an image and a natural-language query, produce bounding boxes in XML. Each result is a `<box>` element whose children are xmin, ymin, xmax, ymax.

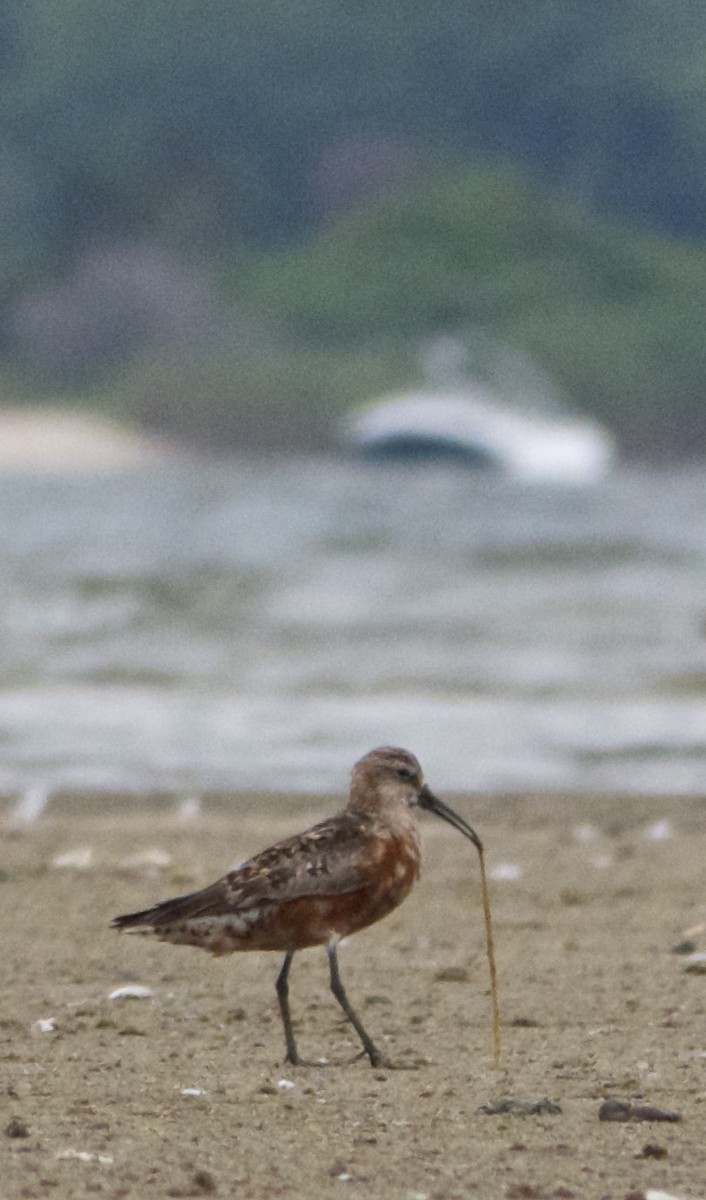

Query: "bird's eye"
<box><xmin>396</xmin><ymin>767</ymin><xmax>413</xmax><ymax>780</ymax></box>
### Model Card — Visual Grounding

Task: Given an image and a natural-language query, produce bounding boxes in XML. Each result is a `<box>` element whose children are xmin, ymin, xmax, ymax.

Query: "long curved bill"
<box><xmin>418</xmin><ymin>783</ymin><xmax>501</xmax><ymax>1066</ymax></box>
<box><xmin>418</xmin><ymin>785</ymin><xmax>483</xmax><ymax>850</ymax></box>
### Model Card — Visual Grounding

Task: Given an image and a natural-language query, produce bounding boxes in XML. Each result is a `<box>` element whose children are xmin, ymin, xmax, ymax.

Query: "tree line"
<box><xmin>2</xmin><ymin>1</ymin><xmax>706</xmax><ymax>456</ymax></box>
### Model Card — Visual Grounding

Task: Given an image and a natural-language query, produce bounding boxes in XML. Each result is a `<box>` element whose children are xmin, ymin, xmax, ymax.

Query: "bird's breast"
<box><xmin>340</xmin><ymin>827</ymin><xmax>422</xmax><ymax>935</ymax></box>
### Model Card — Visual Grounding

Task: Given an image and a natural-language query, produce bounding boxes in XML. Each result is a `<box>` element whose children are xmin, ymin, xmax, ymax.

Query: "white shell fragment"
<box><xmin>52</xmin><ymin>846</ymin><xmax>94</xmax><ymax>869</ymax></box>
<box><xmin>646</xmin><ymin>1191</ymin><xmax>690</xmax><ymax>1200</ymax></box>
<box><xmin>489</xmin><ymin>861</ymin><xmax>523</xmax><ymax>882</ymax></box>
<box><xmin>277</xmin><ymin>1079</ymin><xmax>295</xmax><ymax>1090</ymax></box>
<box><xmin>572</xmin><ymin>823</ymin><xmax>599</xmax><ymax>842</ymax></box>
<box><xmin>177</xmin><ymin>796</ymin><xmax>201</xmax><ymax>823</ymax></box>
<box><xmin>31</xmin><ymin>1017</ymin><xmax>57</xmax><ymax>1033</ymax></box>
<box><xmin>180</xmin><ymin>1087</ymin><xmax>205</xmax><ymax>1097</ymax></box>
<box><xmin>108</xmin><ymin>984</ymin><xmax>154</xmax><ymax>1000</ymax></box>
<box><xmin>56</xmin><ymin>1149</ymin><xmax>114</xmax><ymax>1165</ymax></box>
<box><xmin>646</xmin><ymin>819</ymin><xmax>673</xmax><ymax>841</ymax></box>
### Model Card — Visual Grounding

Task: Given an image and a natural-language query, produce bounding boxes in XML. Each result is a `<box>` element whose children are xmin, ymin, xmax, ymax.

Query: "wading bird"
<box><xmin>112</xmin><ymin>745</ymin><xmax>491</xmax><ymax>1067</ymax></box>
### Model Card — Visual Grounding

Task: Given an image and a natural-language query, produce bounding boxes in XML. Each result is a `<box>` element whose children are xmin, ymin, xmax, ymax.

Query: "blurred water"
<box><xmin>0</xmin><ymin>458</ymin><xmax>705</xmax><ymax>795</ymax></box>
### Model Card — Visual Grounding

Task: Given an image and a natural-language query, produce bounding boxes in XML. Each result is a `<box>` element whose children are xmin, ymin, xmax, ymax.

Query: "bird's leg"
<box><xmin>326</xmin><ymin>944</ymin><xmax>385</xmax><ymax>1067</ymax></box>
<box><xmin>275</xmin><ymin>951</ymin><xmax>301</xmax><ymax>1065</ymax></box>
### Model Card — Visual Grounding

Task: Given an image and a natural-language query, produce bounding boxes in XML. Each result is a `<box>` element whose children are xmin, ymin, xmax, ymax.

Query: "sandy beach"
<box><xmin>3</xmin><ymin>790</ymin><xmax>706</xmax><ymax>1199</ymax></box>
<box><xmin>0</xmin><ymin>408</ymin><xmax>173</xmax><ymax>472</ymax></box>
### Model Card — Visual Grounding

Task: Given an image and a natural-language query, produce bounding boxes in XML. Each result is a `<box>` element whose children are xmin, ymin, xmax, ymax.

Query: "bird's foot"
<box><xmin>283</xmin><ymin>1047</ymin><xmax>421</xmax><ymax>1070</ymax></box>
<box><xmin>284</xmin><ymin>1052</ymin><xmax>340</xmax><ymax>1068</ymax></box>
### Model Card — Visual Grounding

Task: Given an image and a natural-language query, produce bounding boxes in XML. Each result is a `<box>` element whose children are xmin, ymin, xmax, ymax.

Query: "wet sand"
<box><xmin>3</xmin><ymin>791</ymin><xmax>706</xmax><ymax>1199</ymax></box>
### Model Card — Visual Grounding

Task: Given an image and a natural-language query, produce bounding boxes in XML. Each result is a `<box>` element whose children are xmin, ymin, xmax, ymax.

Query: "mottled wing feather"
<box><xmin>112</xmin><ymin>812</ymin><xmax>372</xmax><ymax>929</ymax></box>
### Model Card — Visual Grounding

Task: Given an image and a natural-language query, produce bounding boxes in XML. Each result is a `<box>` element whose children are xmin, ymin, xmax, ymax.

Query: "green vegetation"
<box><xmin>1</xmin><ymin>2</ymin><xmax>706</xmax><ymax>455</ymax></box>
<box><xmin>113</xmin><ymin>344</ymin><xmax>418</xmax><ymax>452</ymax></box>
<box><xmin>225</xmin><ymin>168</ymin><xmax>706</xmax><ymax>456</ymax></box>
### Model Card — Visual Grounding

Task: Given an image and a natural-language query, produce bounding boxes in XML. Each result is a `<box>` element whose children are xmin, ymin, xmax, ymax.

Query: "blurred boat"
<box><xmin>343</xmin><ymin>388</ymin><xmax>615</xmax><ymax>483</ymax></box>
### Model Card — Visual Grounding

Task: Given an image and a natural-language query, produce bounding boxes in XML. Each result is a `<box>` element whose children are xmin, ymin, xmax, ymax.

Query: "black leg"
<box><xmin>275</xmin><ymin>951</ymin><xmax>300</xmax><ymax>1065</ymax></box>
<box><xmin>327</xmin><ymin>943</ymin><xmax>384</xmax><ymax>1067</ymax></box>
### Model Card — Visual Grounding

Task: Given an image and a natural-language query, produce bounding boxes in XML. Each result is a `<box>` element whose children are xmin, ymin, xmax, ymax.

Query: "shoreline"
<box><xmin>3</xmin><ymin>786</ymin><xmax>705</xmax><ymax>817</ymax></box>
<box><xmin>4</xmin><ymin>791</ymin><xmax>706</xmax><ymax>1198</ymax></box>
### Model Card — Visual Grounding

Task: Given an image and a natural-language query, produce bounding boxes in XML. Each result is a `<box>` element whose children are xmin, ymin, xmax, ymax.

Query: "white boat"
<box><xmin>344</xmin><ymin>387</ymin><xmax>615</xmax><ymax>483</ymax></box>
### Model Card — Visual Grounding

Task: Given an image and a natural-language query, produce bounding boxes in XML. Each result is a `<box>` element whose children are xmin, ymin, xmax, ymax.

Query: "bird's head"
<box><xmin>349</xmin><ymin>745</ymin><xmax>481</xmax><ymax>849</ymax></box>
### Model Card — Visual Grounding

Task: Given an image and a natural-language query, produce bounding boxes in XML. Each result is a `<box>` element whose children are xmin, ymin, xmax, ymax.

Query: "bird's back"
<box><xmin>112</xmin><ymin>804</ymin><xmax>422</xmax><ymax>955</ymax></box>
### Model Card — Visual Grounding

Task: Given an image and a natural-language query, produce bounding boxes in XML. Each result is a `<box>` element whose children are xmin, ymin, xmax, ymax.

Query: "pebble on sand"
<box><xmin>5</xmin><ymin>1117</ymin><xmax>30</xmax><ymax>1138</ymax></box>
<box><xmin>598</xmin><ymin>1099</ymin><xmax>682</xmax><ymax>1123</ymax></box>
<box><xmin>682</xmin><ymin>952</ymin><xmax>706</xmax><ymax>974</ymax></box>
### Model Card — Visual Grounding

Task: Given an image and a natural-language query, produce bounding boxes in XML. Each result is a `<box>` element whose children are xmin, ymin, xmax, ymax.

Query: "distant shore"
<box><xmin>0</xmin><ymin>407</ymin><xmax>175</xmax><ymax>472</ymax></box>
<box><xmin>3</xmin><ymin>790</ymin><xmax>705</xmax><ymax>1199</ymax></box>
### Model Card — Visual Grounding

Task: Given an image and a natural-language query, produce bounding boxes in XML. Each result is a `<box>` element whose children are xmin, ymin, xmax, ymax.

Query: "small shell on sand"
<box><xmin>52</xmin><ymin>847</ymin><xmax>94</xmax><ymax>869</ymax></box>
<box><xmin>572</xmin><ymin>823</ymin><xmax>600</xmax><ymax>842</ymax></box>
<box><xmin>108</xmin><ymin>984</ymin><xmax>154</xmax><ymax>1000</ymax></box>
<box><xmin>645</xmin><ymin>819</ymin><xmax>673</xmax><ymax>841</ymax></box>
<box><xmin>31</xmin><ymin>1017</ymin><xmax>57</xmax><ymax>1033</ymax></box>
<box><xmin>645</xmin><ymin>1191</ymin><xmax>690</xmax><ymax>1200</ymax></box>
<box><xmin>56</xmin><ymin>1149</ymin><xmax>114</xmax><ymax>1165</ymax></box>
<box><xmin>489</xmin><ymin>862</ymin><xmax>523</xmax><ymax>882</ymax></box>
<box><xmin>177</xmin><ymin>797</ymin><xmax>202</xmax><ymax>823</ymax></box>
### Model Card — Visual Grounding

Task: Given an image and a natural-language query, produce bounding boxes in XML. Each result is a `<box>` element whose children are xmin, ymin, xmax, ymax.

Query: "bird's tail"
<box><xmin>111</xmin><ymin>906</ymin><xmax>162</xmax><ymax>931</ymax></box>
<box><xmin>111</xmin><ymin>882</ymin><xmax>223</xmax><ymax>932</ymax></box>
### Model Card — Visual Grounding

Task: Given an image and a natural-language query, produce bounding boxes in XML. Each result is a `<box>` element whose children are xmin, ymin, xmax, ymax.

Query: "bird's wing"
<box><xmin>113</xmin><ymin>812</ymin><xmax>373</xmax><ymax>929</ymax></box>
